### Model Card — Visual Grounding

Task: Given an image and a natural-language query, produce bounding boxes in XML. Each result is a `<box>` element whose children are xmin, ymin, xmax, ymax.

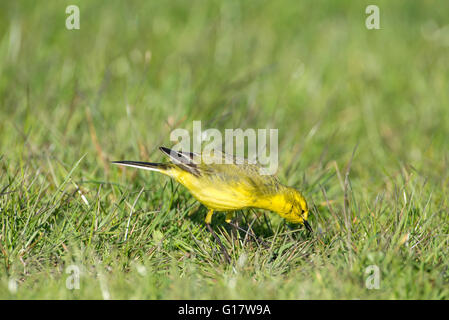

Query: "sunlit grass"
<box><xmin>0</xmin><ymin>0</ymin><xmax>448</xmax><ymax>299</ymax></box>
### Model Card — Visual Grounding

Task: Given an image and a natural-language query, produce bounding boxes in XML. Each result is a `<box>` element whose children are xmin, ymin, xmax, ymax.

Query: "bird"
<box><xmin>112</xmin><ymin>146</ymin><xmax>312</xmax><ymax>232</ymax></box>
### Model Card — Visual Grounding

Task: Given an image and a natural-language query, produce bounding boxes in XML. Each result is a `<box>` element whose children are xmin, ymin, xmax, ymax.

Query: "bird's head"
<box><xmin>283</xmin><ymin>188</ymin><xmax>312</xmax><ymax>232</ymax></box>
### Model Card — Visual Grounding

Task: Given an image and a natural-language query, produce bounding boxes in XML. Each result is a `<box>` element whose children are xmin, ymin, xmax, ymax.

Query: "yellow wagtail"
<box><xmin>112</xmin><ymin>147</ymin><xmax>312</xmax><ymax>232</ymax></box>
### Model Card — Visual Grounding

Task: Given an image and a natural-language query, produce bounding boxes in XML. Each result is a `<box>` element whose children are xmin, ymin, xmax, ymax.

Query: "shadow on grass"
<box><xmin>185</xmin><ymin>203</ymin><xmax>312</xmax><ymax>245</ymax></box>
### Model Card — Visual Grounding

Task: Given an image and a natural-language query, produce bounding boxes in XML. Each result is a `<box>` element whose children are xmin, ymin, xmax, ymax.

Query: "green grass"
<box><xmin>1</xmin><ymin>0</ymin><xmax>449</xmax><ymax>299</ymax></box>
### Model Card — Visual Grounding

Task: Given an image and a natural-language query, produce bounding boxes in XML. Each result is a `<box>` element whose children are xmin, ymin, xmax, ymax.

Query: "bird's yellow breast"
<box><xmin>172</xmin><ymin>169</ymin><xmax>256</xmax><ymax>211</ymax></box>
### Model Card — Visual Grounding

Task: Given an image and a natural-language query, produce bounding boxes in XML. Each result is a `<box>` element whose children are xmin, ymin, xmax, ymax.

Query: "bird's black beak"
<box><xmin>303</xmin><ymin>220</ymin><xmax>313</xmax><ymax>233</ymax></box>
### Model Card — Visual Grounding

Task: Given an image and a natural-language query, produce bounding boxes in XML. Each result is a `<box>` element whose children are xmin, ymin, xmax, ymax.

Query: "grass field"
<box><xmin>1</xmin><ymin>0</ymin><xmax>449</xmax><ymax>299</ymax></box>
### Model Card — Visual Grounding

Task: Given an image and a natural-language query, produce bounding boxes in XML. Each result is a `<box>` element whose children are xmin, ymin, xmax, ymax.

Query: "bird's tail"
<box><xmin>111</xmin><ymin>161</ymin><xmax>174</xmax><ymax>175</ymax></box>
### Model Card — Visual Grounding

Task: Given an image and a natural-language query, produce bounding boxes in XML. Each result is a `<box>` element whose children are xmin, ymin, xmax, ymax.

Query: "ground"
<box><xmin>0</xmin><ymin>0</ymin><xmax>448</xmax><ymax>299</ymax></box>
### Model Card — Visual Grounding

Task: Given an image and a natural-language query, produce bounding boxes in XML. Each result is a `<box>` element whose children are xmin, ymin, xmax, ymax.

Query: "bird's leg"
<box><xmin>205</xmin><ymin>208</ymin><xmax>214</xmax><ymax>224</ymax></box>
<box><xmin>205</xmin><ymin>209</ymin><xmax>231</xmax><ymax>264</ymax></box>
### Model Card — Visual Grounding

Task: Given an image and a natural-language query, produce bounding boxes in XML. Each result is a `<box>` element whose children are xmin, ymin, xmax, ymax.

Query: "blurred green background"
<box><xmin>0</xmin><ymin>0</ymin><xmax>448</xmax><ymax>299</ymax></box>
